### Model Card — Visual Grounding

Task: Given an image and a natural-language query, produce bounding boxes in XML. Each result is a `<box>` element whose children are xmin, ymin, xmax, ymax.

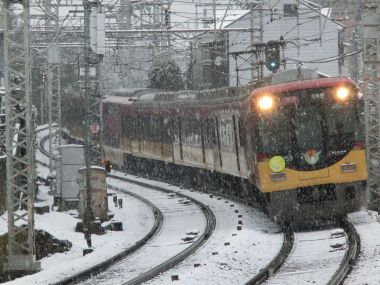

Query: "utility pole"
<box><xmin>363</xmin><ymin>1</ymin><xmax>380</xmax><ymax>210</ymax></box>
<box><xmin>2</xmin><ymin>0</ymin><xmax>40</xmax><ymax>272</ymax></box>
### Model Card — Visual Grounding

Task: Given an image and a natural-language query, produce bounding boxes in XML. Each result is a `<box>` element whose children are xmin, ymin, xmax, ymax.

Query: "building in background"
<box><xmin>191</xmin><ymin>0</ymin><xmax>346</xmax><ymax>89</ymax></box>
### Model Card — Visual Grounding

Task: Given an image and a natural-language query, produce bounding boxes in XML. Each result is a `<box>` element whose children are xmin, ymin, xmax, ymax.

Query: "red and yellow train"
<box><xmin>63</xmin><ymin>68</ymin><xmax>367</xmax><ymax>222</ymax></box>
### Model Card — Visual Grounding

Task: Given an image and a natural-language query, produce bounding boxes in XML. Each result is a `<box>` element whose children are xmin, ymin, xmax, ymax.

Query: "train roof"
<box><xmin>103</xmin><ymin>68</ymin><xmax>354</xmax><ymax>107</ymax></box>
<box><xmin>103</xmin><ymin>85</ymin><xmax>253</xmax><ymax>107</ymax></box>
<box><xmin>251</xmin><ymin>77</ymin><xmax>357</xmax><ymax>97</ymax></box>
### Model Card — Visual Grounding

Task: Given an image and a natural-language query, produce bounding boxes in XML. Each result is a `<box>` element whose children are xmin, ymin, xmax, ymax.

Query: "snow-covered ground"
<box><xmin>3</xmin><ymin>172</ymin><xmax>154</xmax><ymax>285</ymax></box>
<box><xmin>345</xmin><ymin>211</ymin><xmax>380</xmax><ymax>285</ymax></box>
<box><xmin>264</xmin><ymin>228</ymin><xmax>346</xmax><ymax>285</ymax></box>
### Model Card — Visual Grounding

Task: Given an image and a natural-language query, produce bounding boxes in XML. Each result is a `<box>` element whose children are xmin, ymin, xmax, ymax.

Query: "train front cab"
<box><xmin>250</xmin><ymin>77</ymin><xmax>367</xmax><ymax>222</ymax></box>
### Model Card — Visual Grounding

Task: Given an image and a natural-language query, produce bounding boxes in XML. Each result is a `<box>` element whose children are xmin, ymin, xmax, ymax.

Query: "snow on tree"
<box><xmin>148</xmin><ymin>59</ymin><xmax>184</xmax><ymax>91</ymax></box>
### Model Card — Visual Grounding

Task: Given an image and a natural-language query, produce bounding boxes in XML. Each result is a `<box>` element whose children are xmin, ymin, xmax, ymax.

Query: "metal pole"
<box><xmin>2</xmin><ymin>0</ymin><xmax>40</xmax><ymax>272</ymax></box>
<box><xmin>363</xmin><ymin>3</ymin><xmax>380</xmax><ymax>210</ymax></box>
<box><xmin>83</xmin><ymin>0</ymin><xmax>94</xmax><ymax>248</ymax></box>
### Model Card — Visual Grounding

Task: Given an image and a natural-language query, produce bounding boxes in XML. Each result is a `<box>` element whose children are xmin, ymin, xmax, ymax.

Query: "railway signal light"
<box><xmin>265</xmin><ymin>42</ymin><xmax>281</xmax><ymax>72</ymax></box>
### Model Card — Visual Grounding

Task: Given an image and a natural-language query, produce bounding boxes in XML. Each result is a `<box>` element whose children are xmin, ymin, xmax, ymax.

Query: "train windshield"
<box><xmin>255</xmin><ymin>88</ymin><xmax>362</xmax><ymax>170</ymax></box>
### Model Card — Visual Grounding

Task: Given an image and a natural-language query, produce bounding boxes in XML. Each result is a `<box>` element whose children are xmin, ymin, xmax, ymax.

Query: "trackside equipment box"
<box><xmin>61</xmin><ymin>144</ymin><xmax>85</xmax><ymax>201</ymax></box>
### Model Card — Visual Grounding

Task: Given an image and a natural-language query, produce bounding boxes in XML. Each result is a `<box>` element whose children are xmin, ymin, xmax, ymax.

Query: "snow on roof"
<box><xmin>321</xmin><ymin>7</ymin><xmax>332</xmax><ymax>17</ymax></box>
<box><xmin>214</xmin><ymin>9</ymin><xmax>250</xmax><ymax>29</ymax></box>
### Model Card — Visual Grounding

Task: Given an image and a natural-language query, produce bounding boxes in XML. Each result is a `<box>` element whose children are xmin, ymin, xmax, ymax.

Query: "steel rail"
<box><xmin>245</xmin><ymin>223</ymin><xmax>294</xmax><ymax>285</ymax></box>
<box><xmin>327</xmin><ymin>218</ymin><xmax>361</xmax><ymax>285</ymax></box>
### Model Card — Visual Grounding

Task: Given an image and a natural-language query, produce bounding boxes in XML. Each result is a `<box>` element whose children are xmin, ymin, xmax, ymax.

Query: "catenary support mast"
<box><xmin>2</xmin><ymin>0</ymin><xmax>40</xmax><ymax>271</ymax></box>
<box><xmin>44</xmin><ymin>0</ymin><xmax>62</xmax><ymax>198</ymax></box>
<box><xmin>363</xmin><ymin>1</ymin><xmax>380</xmax><ymax>209</ymax></box>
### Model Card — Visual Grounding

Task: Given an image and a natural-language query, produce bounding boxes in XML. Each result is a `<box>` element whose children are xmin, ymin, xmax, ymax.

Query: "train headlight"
<box><xmin>336</xmin><ymin>87</ymin><xmax>350</xmax><ymax>101</ymax></box>
<box><xmin>258</xmin><ymin>95</ymin><xmax>274</xmax><ymax>111</ymax></box>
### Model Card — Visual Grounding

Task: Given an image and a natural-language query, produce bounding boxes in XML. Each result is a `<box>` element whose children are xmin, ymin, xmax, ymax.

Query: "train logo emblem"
<box><xmin>302</xmin><ymin>148</ymin><xmax>321</xmax><ymax>165</ymax></box>
<box><xmin>269</xmin><ymin>156</ymin><xmax>286</xmax><ymax>173</ymax></box>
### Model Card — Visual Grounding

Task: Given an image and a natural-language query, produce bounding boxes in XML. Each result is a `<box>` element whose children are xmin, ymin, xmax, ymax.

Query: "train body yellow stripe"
<box><xmin>258</xmin><ymin>149</ymin><xmax>367</xmax><ymax>193</ymax></box>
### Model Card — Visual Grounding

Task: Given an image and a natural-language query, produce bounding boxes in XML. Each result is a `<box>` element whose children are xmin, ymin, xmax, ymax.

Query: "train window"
<box><xmin>256</xmin><ymin>112</ymin><xmax>292</xmax><ymax>155</ymax></box>
<box><xmin>238</xmin><ymin>118</ymin><xmax>244</xmax><ymax>147</ymax></box>
<box><xmin>294</xmin><ymin>105</ymin><xmax>323</xmax><ymax>151</ymax></box>
<box><xmin>218</xmin><ymin>116</ymin><xmax>234</xmax><ymax>150</ymax></box>
<box><xmin>204</xmin><ymin>118</ymin><xmax>216</xmax><ymax>146</ymax></box>
<box><xmin>122</xmin><ymin>114</ymin><xmax>133</xmax><ymax>139</ymax></box>
<box><xmin>173</xmin><ymin>118</ymin><xmax>181</xmax><ymax>143</ymax></box>
<box><xmin>161</xmin><ymin>117</ymin><xmax>172</xmax><ymax>143</ymax></box>
<box><xmin>324</xmin><ymin>102</ymin><xmax>361</xmax><ymax>150</ymax></box>
<box><xmin>182</xmin><ymin>118</ymin><xmax>201</xmax><ymax>146</ymax></box>
<box><xmin>140</xmin><ymin>115</ymin><xmax>149</xmax><ymax>140</ymax></box>
<box><xmin>132</xmin><ymin>115</ymin><xmax>138</xmax><ymax>140</ymax></box>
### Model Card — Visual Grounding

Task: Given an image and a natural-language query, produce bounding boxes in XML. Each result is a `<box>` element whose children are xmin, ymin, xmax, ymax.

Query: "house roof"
<box><xmin>194</xmin><ymin>0</ymin><xmax>344</xmax><ymax>39</ymax></box>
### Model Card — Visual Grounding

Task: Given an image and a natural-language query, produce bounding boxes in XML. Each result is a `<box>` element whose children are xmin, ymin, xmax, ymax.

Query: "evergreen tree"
<box><xmin>148</xmin><ymin>59</ymin><xmax>184</xmax><ymax>91</ymax></box>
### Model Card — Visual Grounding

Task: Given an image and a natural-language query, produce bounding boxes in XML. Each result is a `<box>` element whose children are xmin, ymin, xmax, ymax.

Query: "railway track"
<box><xmin>262</xmin><ymin>218</ymin><xmax>360</xmax><ymax>285</ymax></box>
<box><xmin>328</xmin><ymin>218</ymin><xmax>360</xmax><ymax>285</ymax></box>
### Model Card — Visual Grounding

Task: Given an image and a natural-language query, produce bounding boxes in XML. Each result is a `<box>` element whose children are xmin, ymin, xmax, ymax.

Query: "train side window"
<box><xmin>173</xmin><ymin>117</ymin><xmax>181</xmax><ymax>143</ymax></box>
<box><xmin>150</xmin><ymin>115</ymin><xmax>160</xmax><ymax>142</ymax></box>
<box><xmin>204</xmin><ymin>118</ymin><xmax>216</xmax><ymax>146</ymax></box>
<box><xmin>140</xmin><ymin>115</ymin><xmax>148</xmax><ymax>140</ymax></box>
<box><xmin>122</xmin><ymin>114</ymin><xmax>133</xmax><ymax>139</ymax></box>
<box><xmin>182</xmin><ymin>117</ymin><xmax>201</xmax><ymax>146</ymax></box>
<box><xmin>131</xmin><ymin>115</ymin><xmax>138</xmax><ymax>140</ymax></box>
<box><xmin>237</xmin><ymin>117</ymin><xmax>245</xmax><ymax>147</ymax></box>
<box><xmin>219</xmin><ymin>116</ymin><xmax>234</xmax><ymax>150</ymax></box>
<box><xmin>161</xmin><ymin>117</ymin><xmax>171</xmax><ymax>143</ymax></box>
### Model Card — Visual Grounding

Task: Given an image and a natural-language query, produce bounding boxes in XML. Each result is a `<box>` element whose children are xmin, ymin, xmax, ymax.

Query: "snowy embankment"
<box><xmin>3</xmin><ymin>159</ymin><xmax>154</xmax><ymax>284</ymax></box>
<box><xmin>344</xmin><ymin>211</ymin><xmax>380</xmax><ymax>284</ymax></box>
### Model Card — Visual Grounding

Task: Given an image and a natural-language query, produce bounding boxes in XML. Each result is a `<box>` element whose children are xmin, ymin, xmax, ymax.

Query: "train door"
<box><xmin>181</xmin><ymin>115</ymin><xmax>203</xmax><ymax>166</ymax></box>
<box><xmin>121</xmin><ymin>112</ymin><xmax>133</xmax><ymax>153</ymax></box>
<box><xmin>201</xmin><ymin>117</ymin><xmax>216</xmax><ymax>168</ymax></box>
<box><xmin>214</xmin><ymin>116</ymin><xmax>222</xmax><ymax>171</ymax></box>
<box><xmin>217</xmin><ymin>113</ymin><xmax>239</xmax><ymax>176</ymax></box>
<box><xmin>172</xmin><ymin>115</ymin><xmax>183</xmax><ymax>164</ymax></box>
<box><xmin>233</xmin><ymin>115</ymin><xmax>248</xmax><ymax>176</ymax></box>
<box><xmin>131</xmin><ymin>111</ymin><xmax>140</xmax><ymax>154</ymax></box>
<box><xmin>161</xmin><ymin>114</ymin><xmax>173</xmax><ymax>162</ymax></box>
